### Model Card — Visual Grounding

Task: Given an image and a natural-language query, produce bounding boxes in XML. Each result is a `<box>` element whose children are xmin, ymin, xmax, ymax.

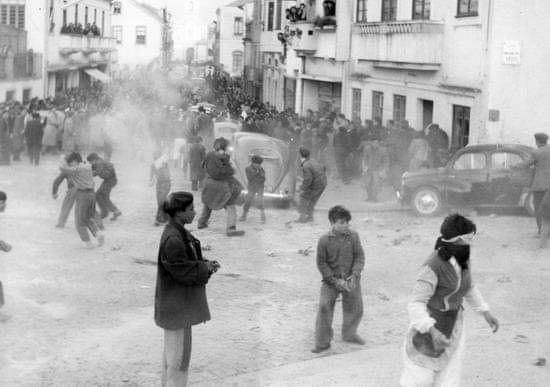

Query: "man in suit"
<box><xmin>516</xmin><ymin>133</ymin><xmax>550</xmax><ymax>236</ymax></box>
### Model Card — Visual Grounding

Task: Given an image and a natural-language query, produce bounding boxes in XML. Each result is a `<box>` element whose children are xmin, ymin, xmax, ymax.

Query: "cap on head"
<box><xmin>0</xmin><ymin>191</ymin><xmax>6</xmax><ymax>201</ymax></box>
<box><xmin>213</xmin><ymin>137</ymin><xmax>229</xmax><ymax>151</ymax></box>
<box><xmin>86</xmin><ymin>152</ymin><xmax>100</xmax><ymax>163</ymax></box>
<box><xmin>251</xmin><ymin>155</ymin><xmax>263</xmax><ymax>164</ymax></box>
<box><xmin>534</xmin><ymin>132</ymin><xmax>549</xmax><ymax>144</ymax></box>
<box><xmin>299</xmin><ymin>147</ymin><xmax>310</xmax><ymax>159</ymax></box>
<box><xmin>440</xmin><ymin>213</ymin><xmax>476</xmax><ymax>240</ymax></box>
<box><xmin>66</xmin><ymin>152</ymin><xmax>83</xmax><ymax>164</ymax></box>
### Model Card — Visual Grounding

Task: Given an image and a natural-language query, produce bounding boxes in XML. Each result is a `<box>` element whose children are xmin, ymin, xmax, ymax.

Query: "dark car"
<box><xmin>400</xmin><ymin>144</ymin><xmax>535</xmax><ymax>216</ymax></box>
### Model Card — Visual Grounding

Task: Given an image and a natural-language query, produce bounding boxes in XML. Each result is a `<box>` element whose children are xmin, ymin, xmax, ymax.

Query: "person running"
<box><xmin>154</xmin><ymin>192</ymin><xmax>220</xmax><ymax>386</ymax></box>
<box><xmin>197</xmin><ymin>137</ymin><xmax>245</xmax><ymax>237</ymax></box>
<box><xmin>400</xmin><ymin>213</ymin><xmax>499</xmax><ymax>387</ymax></box>
<box><xmin>0</xmin><ymin>191</ymin><xmax>12</xmax><ymax>322</ymax></box>
<box><xmin>87</xmin><ymin>152</ymin><xmax>122</xmax><ymax>221</ymax></box>
<box><xmin>239</xmin><ymin>155</ymin><xmax>266</xmax><ymax>223</ymax></box>
<box><xmin>60</xmin><ymin>152</ymin><xmax>105</xmax><ymax>249</ymax></box>
<box><xmin>312</xmin><ymin>205</ymin><xmax>365</xmax><ymax>353</ymax></box>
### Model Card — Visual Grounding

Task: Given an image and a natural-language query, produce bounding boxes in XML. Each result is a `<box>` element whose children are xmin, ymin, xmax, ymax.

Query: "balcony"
<box><xmin>0</xmin><ymin>52</ymin><xmax>43</xmax><ymax>80</ymax></box>
<box><xmin>352</xmin><ymin>20</ymin><xmax>444</xmax><ymax>71</ymax></box>
<box><xmin>287</xmin><ymin>22</ymin><xmax>318</xmax><ymax>56</ymax></box>
<box><xmin>57</xmin><ymin>34</ymin><xmax>116</xmax><ymax>56</ymax></box>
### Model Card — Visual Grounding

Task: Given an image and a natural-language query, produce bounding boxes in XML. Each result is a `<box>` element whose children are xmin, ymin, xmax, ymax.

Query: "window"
<box><xmin>8</xmin><ymin>4</ymin><xmax>16</xmax><ymax>25</ymax></box>
<box><xmin>136</xmin><ymin>26</ymin><xmax>146</xmax><ymax>44</ymax></box>
<box><xmin>232</xmin><ymin>51</ymin><xmax>243</xmax><ymax>74</ymax></box>
<box><xmin>381</xmin><ymin>0</ymin><xmax>397</xmax><ymax>22</ymax></box>
<box><xmin>102</xmin><ymin>11</ymin><xmax>105</xmax><ymax>36</ymax></box>
<box><xmin>0</xmin><ymin>5</ymin><xmax>7</xmax><ymax>25</ymax></box>
<box><xmin>267</xmin><ymin>2</ymin><xmax>274</xmax><ymax>31</ymax></box>
<box><xmin>22</xmin><ymin>88</ymin><xmax>31</xmax><ymax>104</ymax></box>
<box><xmin>234</xmin><ymin>17</ymin><xmax>244</xmax><ymax>35</ymax></box>
<box><xmin>412</xmin><ymin>0</ymin><xmax>430</xmax><ymax>20</ymax></box>
<box><xmin>452</xmin><ymin>105</ymin><xmax>471</xmax><ymax>150</ymax></box>
<box><xmin>372</xmin><ymin>91</ymin><xmax>384</xmax><ymax>121</ymax></box>
<box><xmin>393</xmin><ymin>95</ymin><xmax>406</xmax><ymax>123</ymax></box>
<box><xmin>275</xmin><ymin>0</ymin><xmax>282</xmax><ymax>30</ymax></box>
<box><xmin>75</xmin><ymin>4</ymin><xmax>78</xmax><ymax>23</ymax></box>
<box><xmin>94</xmin><ymin>8</ymin><xmax>97</xmax><ymax>23</ymax></box>
<box><xmin>63</xmin><ymin>9</ymin><xmax>67</xmax><ymax>26</ymax></box>
<box><xmin>352</xmin><ymin>88</ymin><xmax>362</xmax><ymax>122</ymax></box>
<box><xmin>5</xmin><ymin>90</ymin><xmax>15</xmax><ymax>102</ymax></box>
<box><xmin>112</xmin><ymin>26</ymin><xmax>122</xmax><ymax>44</ymax></box>
<box><xmin>323</xmin><ymin>0</ymin><xmax>336</xmax><ymax>17</ymax></box>
<box><xmin>356</xmin><ymin>0</ymin><xmax>367</xmax><ymax>22</ymax></box>
<box><xmin>490</xmin><ymin>152</ymin><xmax>523</xmax><ymax>170</ymax></box>
<box><xmin>85</xmin><ymin>6</ymin><xmax>88</xmax><ymax>24</ymax></box>
<box><xmin>17</xmin><ymin>5</ymin><xmax>24</xmax><ymax>29</ymax></box>
<box><xmin>457</xmin><ymin>0</ymin><xmax>478</xmax><ymax>17</ymax></box>
<box><xmin>453</xmin><ymin>152</ymin><xmax>486</xmax><ymax>170</ymax></box>
<box><xmin>113</xmin><ymin>1</ymin><xmax>121</xmax><ymax>14</ymax></box>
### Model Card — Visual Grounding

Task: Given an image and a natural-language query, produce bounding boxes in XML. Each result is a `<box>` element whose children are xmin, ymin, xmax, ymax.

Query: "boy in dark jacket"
<box><xmin>87</xmin><ymin>152</ymin><xmax>122</xmax><ymax>220</ymax></box>
<box><xmin>239</xmin><ymin>155</ymin><xmax>266</xmax><ymax>223</ymax></box>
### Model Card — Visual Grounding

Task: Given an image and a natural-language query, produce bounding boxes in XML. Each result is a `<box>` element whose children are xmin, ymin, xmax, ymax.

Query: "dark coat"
<box><xmin>189</xmin><ymin>143</ymin><xmax>206</xmax><ymax>181</ymax></box>
<box><xmin>24</xmin><ymin>118</ymin><xmax>44</xmax><ymax>145</ymax></box>
<box><xmin>92</xmin><ymin>158</ymin><xmax>117</xmax><ymax>186</ymax></box>
<box><xmin>300</xmin><ymin>158</ymin><xmax>327</xmax><ymax>200</ymax></box>
<box><xmin>245</xmin><ymin>164</ymin><xmax>265</xmax><ymax>191</ymax></box>
<box><xmin>201</xmin><ymin>151</ymin><xmax>242</xmax><ymax>209</ymax></box>
<box><xmin>154</xmin><ymin>221</ymin><xmax>211</xmax><ymax>330</ymax></box>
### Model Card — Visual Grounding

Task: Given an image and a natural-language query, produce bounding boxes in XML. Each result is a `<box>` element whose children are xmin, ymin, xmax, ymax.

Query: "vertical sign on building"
<box><xmin>502</xmin><ymin>41</ymin><xmax>521</xmax><ymax>65</ymax></box>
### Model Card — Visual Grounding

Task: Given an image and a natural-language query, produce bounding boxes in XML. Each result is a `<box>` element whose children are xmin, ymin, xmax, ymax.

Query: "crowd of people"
<box><xmin>60</xmin><ymin>22</ymin><xmax>102</xmax><ymax>36</ymax></box>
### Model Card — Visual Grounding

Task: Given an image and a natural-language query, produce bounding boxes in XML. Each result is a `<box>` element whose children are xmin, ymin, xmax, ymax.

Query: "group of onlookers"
<box><xmin>60</xmin><ymin>22</ymin><xmax>101</xmax><ymax>36</ymax></box>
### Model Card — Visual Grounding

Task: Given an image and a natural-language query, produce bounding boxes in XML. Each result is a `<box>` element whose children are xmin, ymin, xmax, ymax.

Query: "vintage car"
<box><xmin>214</xmin><ymin>120</ymin><xmax>241</xmax><ymax>142</ymax></box>
<box><xmin>400</xmin><ymin>144</ymin><xmax>535</xmax><ymax>216</ymax></box>
<box><xmin>230</xmin><ymin>132</ymin><xmax>296</xmax><ymax>207</ymax></box>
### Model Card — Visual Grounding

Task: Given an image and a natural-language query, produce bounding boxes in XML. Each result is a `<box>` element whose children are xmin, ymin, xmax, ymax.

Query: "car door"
<box><xmin>488</xmin><ymin>151</ymin><xmax>531</xmax><ymax>206</ymax></box>
<box><xmin>445</xmin><ymin>151</ymin><xmax>490</xmax><ymax>206</ymax></box>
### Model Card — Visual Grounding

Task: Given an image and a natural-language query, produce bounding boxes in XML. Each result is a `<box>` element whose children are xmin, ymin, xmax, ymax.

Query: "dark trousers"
<box><xmin>198</xmin><ymin>204</ymin><xmax>237</xmax><ymax>230</ymax></box>
<box><xmin>243</xmin><ymin>187</ymin><xmax>264</xmax><ymax>213</ymax></box>
<box><xmin>365</xmin><ymin>169</ymin><xmax>381</xmax><ymax>201</ymax></box>
<box><xmin>156</xmin><ymin>182</ymin><xmax>171</xmax><ymax>223</ymax></box>
<box><xmin>75</xmin><ymin>190</ymin><xmax>99</xmax><ymax>242</ymax></box>
<box><xmin>334</xmin><ymin>152</ymin><xmax>349</xmax><ymax>183</ymax></box>
<box><xmin>298</xmin><ymin>187</ymin><xmax>325</xmax><ymax>220</ymax></box>
<box><xmin>314</xmin><ymin>281</ymin><xmax>363</xmax><ymax>348</ymax></box>
<box><xmin>27</xmin><ymin>142</ymin><xmax>41</xmax><ymax>165</ymax></box>
<box><xmin>57</xmin><ymin>187</ymin><xmax>77</xmax><ymax>227</ymax></box>
<box><xmin>96</xmin><ymin>180</ymin><xmax>119</xmax><ymax>217</ymax></box>
<box><xmin>533</xmin><ymin>190</ymin><xmax>547</xmax><ymax>234</ymax></box>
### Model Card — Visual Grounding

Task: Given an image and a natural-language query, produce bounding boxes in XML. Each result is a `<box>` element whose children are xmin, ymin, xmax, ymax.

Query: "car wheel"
<box><xmin>412</xmin><ymin>187</ymin><xmax>442</xmax><ymax>216</ymax></box>
<box><xmin>524</xmin><ymin>192</ymin><xmax>536</xmax><ymax>217</ymax></box>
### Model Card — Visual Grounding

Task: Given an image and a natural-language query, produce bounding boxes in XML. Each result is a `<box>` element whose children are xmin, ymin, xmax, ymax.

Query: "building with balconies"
<box><xmin>0</xmin><ymin>23</ymin><xmax>42</xmax><ymax>103</ymax></box>
<box><xmin>345</xmin><ymin>0</ymin><xmax>550</xmax><ymax>148</ymax></box>
<box><xmin>111</xmin><ymin>0</ymin><xmax>173</xmax><ymax>75</ymax></box>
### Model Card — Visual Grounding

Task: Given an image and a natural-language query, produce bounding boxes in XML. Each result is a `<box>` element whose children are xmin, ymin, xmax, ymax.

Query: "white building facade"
<box><xmin>289</xmin><ymin>0</ymin><xmax>550</xmax><ymax>148</ymax></box>
<box><xmin>110</xmin><ymin>0</ymin><xmax>171</xmax><ymax>74</ymax></box>
<box><xmin>213</xmin><ymin>5</ymin><xmax>246</xmax><ymax>78</ymax></box>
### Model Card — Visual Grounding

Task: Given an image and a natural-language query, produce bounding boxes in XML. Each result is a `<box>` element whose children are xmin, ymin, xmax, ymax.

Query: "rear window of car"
<box><xmin>453</xmin><ymin>152</ymin><xmax>486</xmax><ymax>170</ymax></box>
<box><xmin>490</xmin><ymin>152</ymin><xmax>523</xmax><ymax>169</ymax></box>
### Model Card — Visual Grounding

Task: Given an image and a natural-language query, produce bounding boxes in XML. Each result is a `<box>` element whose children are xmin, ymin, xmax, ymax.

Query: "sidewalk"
<box><xmin>196</xmin><ymin>343</ymin><xmax>402</xmax><ymax>387</ymax></box>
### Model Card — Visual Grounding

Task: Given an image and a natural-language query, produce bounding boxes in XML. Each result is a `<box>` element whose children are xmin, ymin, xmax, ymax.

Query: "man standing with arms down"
<box><xmin>296</xmin><ymin>147</ymin><xmax>327</xmax><ymax>223</ymax></box>
<box><xmin>515</xmin><ymin>133</ymin><xmax>550</xmax><ymax>237</ymax></box>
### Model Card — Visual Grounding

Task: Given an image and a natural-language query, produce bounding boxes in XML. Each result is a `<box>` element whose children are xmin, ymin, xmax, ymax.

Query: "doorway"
<box><xmin>421</xmin><ymin>99</ymin><xmax>433</xmax><ymax>131</ymax></box>
<box><xmin>452</xmin><ymin>105</ymin><xmax>471</xmax><ymax>150</ymax></box>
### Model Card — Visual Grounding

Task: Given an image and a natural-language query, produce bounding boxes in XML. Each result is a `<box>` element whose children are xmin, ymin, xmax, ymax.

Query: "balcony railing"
<box><xmin>0</xmin><ymin>52</ymin><xmax>42</xmax><ymax>80</ymax></box>
<box><xmin>57</xmin><ymin>34</ymin><xmax>117</xmax><ymax>56</ymax></box>
<box><xmin>288</xmin><ymin>22</ymin><xmax>317</xmax><ymax>56</ymax></box>
<box><xmin>352</xmin><ymin>20</ymin><xmax>444</xmax><ymax>69</ymax></box>
<box><xmin>354</xmin><ymin>20</ymin><xmax>444</xmax><ymax>35</ymax></box>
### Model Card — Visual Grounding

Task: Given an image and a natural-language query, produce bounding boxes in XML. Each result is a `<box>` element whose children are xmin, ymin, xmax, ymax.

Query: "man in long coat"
<box><xmin>24</xmin><ymin>112</ymin><xmax>44</xmax><ymax>166</ymax></box>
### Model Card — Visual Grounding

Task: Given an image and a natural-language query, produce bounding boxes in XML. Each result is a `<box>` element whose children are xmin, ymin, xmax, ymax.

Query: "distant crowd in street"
<box><xmin>60</xmin><ymin>22</ymin><xmax>101</xmax><ymax>36</ymax></box>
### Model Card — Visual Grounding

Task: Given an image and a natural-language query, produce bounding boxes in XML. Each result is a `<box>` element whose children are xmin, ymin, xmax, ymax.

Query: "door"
<box><xmin>488</xmin><ymin>151</ymin><xmax>531</xmax><ymax>207</ymax></box>
<box><xmin>452</xmin><ymin>105</ymin><xmax>470</xmax><ymax>151</ymax></box>
<box><xmin>422</xmin><ymin>99</ymin><xmax>433</xmax><ymax>131</ymax></box>
<box><xmin>445</xmin><ymin>151</ymin><xmax>490</xmax><ymax>206</ymax></box>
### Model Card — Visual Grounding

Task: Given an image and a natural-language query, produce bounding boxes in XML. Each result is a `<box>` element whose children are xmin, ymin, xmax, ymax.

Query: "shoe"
<box><xmin>197</xmin><ymin>223</ymin><xmax>208</xmax><ymax>229</ymax></box>
<box><xmin>97</xmin><ymin>234</ymin><xmax>105</xmax><ymax>247</ymax></box>
<box><xmin>111</xmin><ymin>211</ymin><xmax>121</xmax><ymax>221</ymax></box>
<box><xmin>226</xmin><ymin>229</ymin><xmax>245</xmax><ymax>237</ymax></box>
<box><xmin>311</xmin><ymin>345</ymin><xmax>330</xmax><ymax>353</ymax></box>
<box><xmin>294</xmin><ymin>216</ymin><xmax>308</xmax><ymax>223</ymax></box>
<box><xmin>85</xmin><ymin>241</ymin><xmax>95</xmax><ymax>249</ymax></box>
<box><xmin>55</xmin><ymin>224</ymin><xmax>65</xmax><ymax>229</ymax></box>
<box><xmin>343</xmin><ymin>335</ymin><xmax>365</xmax><ymax>345</ymax></box>
<box><xmin>239</xmin><ymin>214</ymin><xmax>247</xmax><ymax>222</ymax></box>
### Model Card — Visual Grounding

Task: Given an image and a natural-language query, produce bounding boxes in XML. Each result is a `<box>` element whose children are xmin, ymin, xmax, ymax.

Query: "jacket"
<box><xmin>300</xmin><ymin>158</ymin><xmax>327</xmax><ymax>199</ymax></box>
<box><xmin>245</xmin><ymin>164</ymin><xmax>266</xmax><ymax>191</ymax></box>
<box><xmin>316</xmin><ymin>229</ymin><xmax>365</xmax><ymax>281</ymax></box>
<box><xmin>521</xmin><ymin>145</ymin><xmax>550</xmax><ymax>191</ymax></box>
<box><xmin>92</xmin><ymin>159</ymin><xmax>117</xmax><ymax>185</ymax></box>
<box><xmin>24</xmin><ymin>118</ymin><xmax>44</xmax><ymax>145</ymax></box>
<box><xmin>154</xmin><ymin>221</ymin><xmax>211</xmax><ymax>329</ymax></box>
<box><xmin>189</xmin><ymin>143</ymin><xmax>206</xmax><ymax>181</ymax></box>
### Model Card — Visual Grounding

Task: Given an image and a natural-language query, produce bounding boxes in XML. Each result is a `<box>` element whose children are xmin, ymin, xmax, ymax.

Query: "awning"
<box><xmin>84</xmin><ymin>68</ymin><xmax>110</xmax><ymax>83</ymax></box>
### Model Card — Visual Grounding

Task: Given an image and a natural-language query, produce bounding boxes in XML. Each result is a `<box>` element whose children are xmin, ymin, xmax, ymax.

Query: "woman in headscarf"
<box><xmin>400</xmin><ymin>214</ymin><xmax>499</xmax><ymax>387</ymax></box>
<box><xmin>154</xmin><ymin>192</ymin><xmax>220</xmax><ymax>386</ymax></box>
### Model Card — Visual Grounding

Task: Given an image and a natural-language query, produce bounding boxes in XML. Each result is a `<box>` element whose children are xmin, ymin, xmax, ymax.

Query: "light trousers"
<box><xmin>162</xmin><ymin>327</ymin><xmax>192</xmax><ymax>387</ymax></box>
